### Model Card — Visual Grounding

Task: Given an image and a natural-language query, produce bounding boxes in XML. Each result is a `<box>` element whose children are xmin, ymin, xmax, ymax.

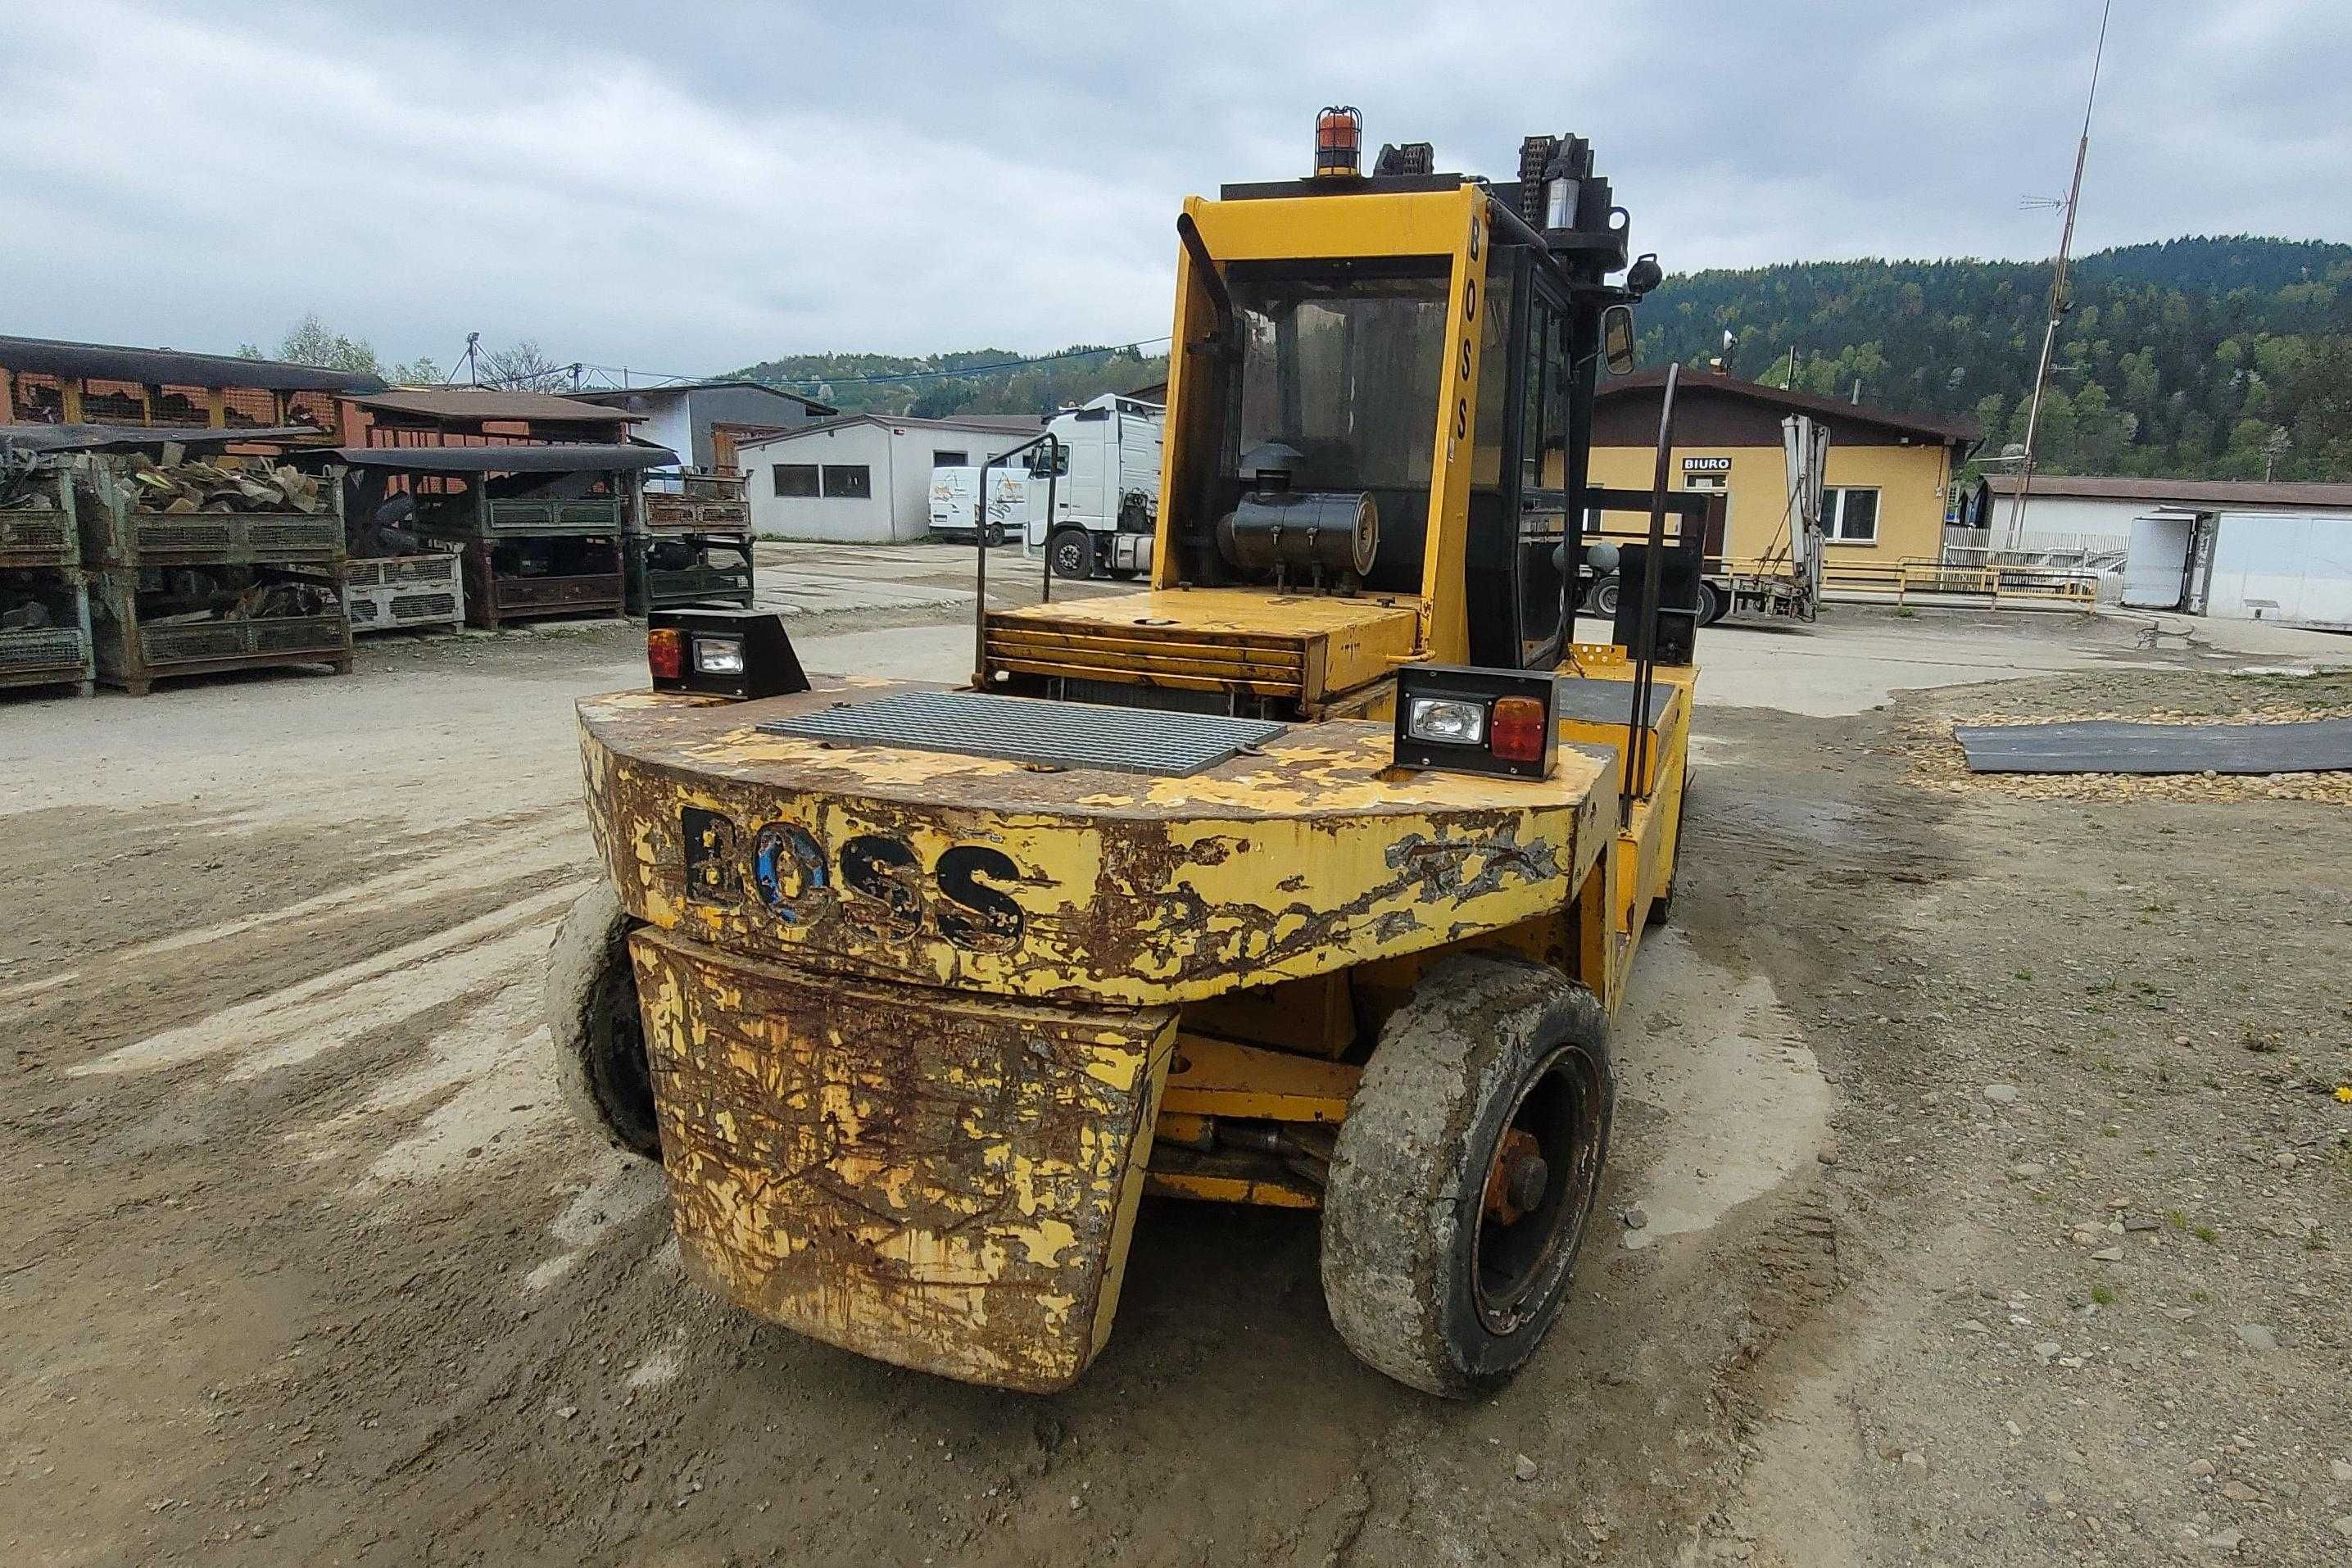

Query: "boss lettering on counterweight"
<box><xmin>679</xmin><ymin>806</ymin><xmax>1026</xmax><ymax>951</ymax></box>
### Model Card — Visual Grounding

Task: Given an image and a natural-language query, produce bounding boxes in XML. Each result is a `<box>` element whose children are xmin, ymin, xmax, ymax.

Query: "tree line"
<box><xmin>1632</xmin><ymin>236</ymin><xmax>2352</xmax><ymax>483</ymax></box>
<box><xmin>730</xmin><ymin>344</ymin><xmax>1170</xmax><ymax>420</ymax></box>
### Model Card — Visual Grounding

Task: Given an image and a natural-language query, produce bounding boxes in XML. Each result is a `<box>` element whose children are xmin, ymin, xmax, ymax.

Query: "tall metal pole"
<box><xmin>2005</xmin><ymin>0</ymin><xmax>2113</xmax><ymax>553</ymax></box>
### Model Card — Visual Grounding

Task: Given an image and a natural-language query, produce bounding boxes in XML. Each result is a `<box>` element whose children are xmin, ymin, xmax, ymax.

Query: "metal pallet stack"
<box><xmin>76</xmin><ymin>454</ymin><xmax>351</xmax><ymax>695</ymax></box>
<box><xmin>342</xmin><ymin>551</ymin><xmax>465</xmax><ymax>634</ymax></box>
<box><xmin>411</xmin><ymin>478</ymin><xmax>626</xmax><ymax>630</ymax></box>
<box><xmin>0</xmin><ymin>457</ymin><xmax>95</xmax><ymax>697</ymax></box>
<box><xmin>628</xmin><ymin>469</ymin><xmax>754</xmax><ymax>615</ymax></box>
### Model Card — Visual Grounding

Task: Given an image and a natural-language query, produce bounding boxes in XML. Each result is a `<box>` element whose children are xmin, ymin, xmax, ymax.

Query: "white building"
<box><xmin>733</xmin><ymin>414</ymin><xmax>1046</xmax><ymax>543</ymax></box>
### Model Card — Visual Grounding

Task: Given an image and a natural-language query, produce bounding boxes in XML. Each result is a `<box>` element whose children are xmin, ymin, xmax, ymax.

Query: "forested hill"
<box><xmin>1634</xmin><ymin>235</ymin><xmax>2352</xmax><ymax>481</ymax></box>
<box><xmin>732</xmin><ymin>344</ymin><xmax>1168</xmax><ymax>423</ymax></box>
<box><xmin>731</xmin><ymin>236</ymin><xmax>2350</xmax><ymax>483</ymax></box>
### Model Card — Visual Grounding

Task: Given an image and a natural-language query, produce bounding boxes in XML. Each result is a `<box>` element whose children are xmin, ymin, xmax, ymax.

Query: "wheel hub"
<box><xmin>1482</xmin><ymin>1128</ymin><xmax>1547</xmax><ymax>1226</ymax></box>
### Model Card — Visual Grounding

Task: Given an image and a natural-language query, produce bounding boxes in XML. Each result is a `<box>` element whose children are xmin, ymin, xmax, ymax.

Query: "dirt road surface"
<box><xmin>5</xmin><ymin>573</ymin><xmax>2349</xmax><ymax>1566</ymax></box>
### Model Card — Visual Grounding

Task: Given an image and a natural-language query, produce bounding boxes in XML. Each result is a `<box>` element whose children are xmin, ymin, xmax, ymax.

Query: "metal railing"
<box><xmin>1823</xmin><ymin>556</ymin><xmax>2097</xmax><ymax>608</ymax></box>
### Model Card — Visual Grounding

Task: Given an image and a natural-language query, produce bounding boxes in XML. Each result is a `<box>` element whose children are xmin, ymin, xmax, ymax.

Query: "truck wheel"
<box><xmin>1698</xmin><ymin>580</ymin><xmax>1727</xmax><ymax>625</ymax></box>
<box><xmin>545</xmin><ymin>884</ymin><xmax>660</xmax><ymax>1161</ymax></box>
<box><xmin>1049</xmin><ymin>528</ymin><xmax>1095</xmax><ymax>580</ymax></box>
<box><xmin>1647</xmin><ymin>778</ymin><xmax>1690</xmax><ymax>927</ymax></box>
<box><xmin>982</xmin><ymin>521</ymin><xmax>1008</xmax><ymax>548</ymax></box>
<box><xmin>1585</xmin><ymin>573</ymin><xmax>1621</xmax><ymax>617</ymax></box>
<box><xmin>1321</xmin><ymin>954</ymin><xmax>1614</xmax><ymax>1397</ymax></box>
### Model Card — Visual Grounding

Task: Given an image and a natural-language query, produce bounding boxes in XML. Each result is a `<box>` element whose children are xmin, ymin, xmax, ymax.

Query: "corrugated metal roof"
<box><xmin>1984</xmin><ymin>473</ymin><xmax>2352</xmax><ymax>509</ymax></box>
<box><xmin>348</xmin><ymin>387</ymin><xmax>640</xmax><ymax>424</ymax></box>
<box><xmin>313</xmin><ymin>442</ymin><xmax>678</xmax><ymax>474</ymax></box>
<box><xmin>1597</xmin><ymin>368</ymin><xmax>1979</xmax><ymax>446</ymax></box>
<box><xmin>0</xmin><ymin>423</ymin><xmax>330</xmax><ymax>455</ymax></box>
<box><xmin>0</xmin><ymin>333</ymin><xmax>386</xmax><ymax>394</ymax></box>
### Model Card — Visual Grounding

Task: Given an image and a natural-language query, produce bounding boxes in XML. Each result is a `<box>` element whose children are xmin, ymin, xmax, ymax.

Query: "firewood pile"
<box><xmin>0</xmin><ymin>569</ymin><xmax>76</xmax><ymax>631</ymax></box>
<box><xmin>120</xmin><ymin>455</ymin><xmax>326</xmax><ymax>515</ymax></box>
<box><xmin>0</xmin><ymin>460</ymin><xmax>58</xmax><ymax>510</ymax></box>
<box><xmin>138</xmin><ymin>566</ymin><xmax>341</xmax><ymax>624</ymax></box>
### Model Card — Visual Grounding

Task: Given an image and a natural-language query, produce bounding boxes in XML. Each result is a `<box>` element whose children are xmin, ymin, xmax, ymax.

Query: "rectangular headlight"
<box><xmin>1406</xmin><ymin>696</ymin><xmax>1486</xmax><ymax>746</ymax></box>
<box><xmin>1391</xmin><ymin>664</ymin><xmax>1557</xmax><ymax>780</ymax></box>
<box><xmin>693</xmin><ymin>635</ymin><xmax>745</xmax><ymax>675</ymax></box>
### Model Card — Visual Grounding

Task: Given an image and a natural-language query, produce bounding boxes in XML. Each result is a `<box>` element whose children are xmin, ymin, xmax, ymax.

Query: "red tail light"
<box><xmin>1489</xmin><ymin>696</ymin><xmax>1548</xmax><ymax>763</ymax></box>
<box><xmin>648</xmin><ymin>628</ymin><xmax>683</xmax><ymax>682</ymax></box>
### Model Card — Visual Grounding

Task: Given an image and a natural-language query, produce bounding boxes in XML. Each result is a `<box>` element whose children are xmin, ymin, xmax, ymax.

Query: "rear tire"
<box><xmin>1321</xmin><ymin>954</ymin><xmax>1614</xmax><ymax>1397</ymax></box>
<box><xmin>1049</xmin><ymin>528</ymin><xmax>1095</xmax><ymax>580</ymax></box>
<box><xmin>1697</xmin><ymin>580</ymin><xmax>1726</xmax><ymax>626</ymax></box>
<box><xmin>1648</xmin><ymin>778</ymin><xmax>1690</xmax><ymax>927</ymax></box>
<box><xmin>1585</xmin><ymin>573</ymin><xmax>1621</xmax><ymax>617</ymax></box>
<box><xmin>545</xmin><ymin>885</ymin><xmax>660</xmax><ymax>1160</ymax></box>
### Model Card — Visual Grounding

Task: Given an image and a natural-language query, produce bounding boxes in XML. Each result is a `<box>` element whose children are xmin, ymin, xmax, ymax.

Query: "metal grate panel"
<box><xmin>761</xmin><ymin>691</ymin><xmax>1288</xmax><ymax>776</ymax></box>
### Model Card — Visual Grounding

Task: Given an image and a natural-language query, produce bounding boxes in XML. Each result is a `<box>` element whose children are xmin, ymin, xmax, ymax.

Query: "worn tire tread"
<box><xmin>1320</xmin><ymin>954</ymin><xmax>1609</xmax><ymax>1397</ymax></box>
<box><xmin>544</xmin><ymin>884</ymin><xmax>660</xmax><ymax>1160</ymax></box>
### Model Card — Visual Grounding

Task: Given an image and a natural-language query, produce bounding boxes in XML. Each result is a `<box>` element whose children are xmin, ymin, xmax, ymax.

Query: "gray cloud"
<box><xmin>3</xmin><ymin>1</ymin><xmax>2345</xmax><ymax>376</ymax></box>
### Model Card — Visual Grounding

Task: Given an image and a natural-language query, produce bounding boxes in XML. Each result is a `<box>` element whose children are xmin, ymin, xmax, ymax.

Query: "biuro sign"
<box><xmin>678</xmin><ymin>805</ymin><xmax>1028</xmax><ymax>952</ymax></box>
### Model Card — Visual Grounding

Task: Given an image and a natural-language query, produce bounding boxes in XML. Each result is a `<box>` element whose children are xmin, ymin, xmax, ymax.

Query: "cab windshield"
<box><xmin>1230</xmin><ymin>266</ymin><xmax>1448</xmax><ymax>492</ymax></box>
<box><xmin>1226</xmin><ymin>265</ymin><xmax>1449</xmax><ymax>593</ymax></box>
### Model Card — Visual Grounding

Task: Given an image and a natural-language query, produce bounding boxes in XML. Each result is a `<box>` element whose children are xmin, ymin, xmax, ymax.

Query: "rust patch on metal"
<box><xmin>628</xmin><ymin>925</ymin><xmax>1176</xmax><ymax>1394</ymax></box>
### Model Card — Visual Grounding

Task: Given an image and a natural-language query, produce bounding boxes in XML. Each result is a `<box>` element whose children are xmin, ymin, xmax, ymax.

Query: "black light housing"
<box><xmin>1391</xmin><ymin>664</ymin><xmax>1558</xmax><ymax>780</ymax></box>
<box><xmin>648</xmin><ymin>608</ymin><xmax>809</xmax><ymax>701</ymax></box>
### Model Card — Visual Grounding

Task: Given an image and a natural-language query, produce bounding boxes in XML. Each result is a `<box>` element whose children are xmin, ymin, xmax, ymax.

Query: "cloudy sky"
<box><xmin>4</xmin><ymin>1</ymin><xmax>2346</xmax><ymax>378</ymax></box>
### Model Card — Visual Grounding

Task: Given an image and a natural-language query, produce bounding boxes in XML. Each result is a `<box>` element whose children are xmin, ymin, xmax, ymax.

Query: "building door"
<box><xmin>1681</xmin><ymin>469</ymin><xmax>1729</xmax><ymax>557</ymax></box>
<box><xmin>2123</xmin><ymin>514</ymin><xmax>2193</xmax><ymax>610</ymax></box>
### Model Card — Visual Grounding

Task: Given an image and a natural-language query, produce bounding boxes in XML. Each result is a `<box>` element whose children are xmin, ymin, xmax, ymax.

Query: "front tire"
<box><xmin>544</xmin><ymin>885</ymin><xmax>660</xmax><ymax>1160</ymax></box>
<box><xmin>1321</xmin><ymin>955</ymin><xmax>1614</xmax><ymax>1397</ymax></box>
<box><xmin>1049</xmin><ymin>528</ymin><xmax>1095</xmax><ymax>580</ymax></box>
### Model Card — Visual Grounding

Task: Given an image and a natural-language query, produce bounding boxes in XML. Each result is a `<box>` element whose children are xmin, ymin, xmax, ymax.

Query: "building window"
<box><xmin>1823</xmin><ymin>487</ymin><xmax>1880</xmax><ymax>543</ymax></box>
<box><xmin>773</xmin><ymin>464</ymin><xmax>819</xmax><ymax>497</ymax></box>
<box><xmin>931</xmin><ymin>449</ymin><xmax>969</xmax><ymax>469</ymax></box>
<box><xmin>821</xmin><ymin>464</ymin><xmax>872</xmax><ymax>500</ymax></box>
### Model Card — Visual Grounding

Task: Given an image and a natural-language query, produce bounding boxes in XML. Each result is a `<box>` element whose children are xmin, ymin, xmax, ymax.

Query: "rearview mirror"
<box><xmin>1602</xmin><ymin>305</ymin><xmax>1638</xmax><ymax>377</ymax></box>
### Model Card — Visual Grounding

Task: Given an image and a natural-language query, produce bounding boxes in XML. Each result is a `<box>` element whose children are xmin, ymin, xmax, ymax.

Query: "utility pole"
<box><xmin>2005</xmin><ymin>0</ymin><xmax>2113</xmax><ymax>554</ymax></box>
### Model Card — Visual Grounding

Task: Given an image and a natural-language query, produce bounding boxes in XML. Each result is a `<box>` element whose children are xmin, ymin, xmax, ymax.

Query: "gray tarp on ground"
<box><xmin>1955</xmin><ymin>718</ymin><xmax>2352</xmax><ymax>776</ymax></box>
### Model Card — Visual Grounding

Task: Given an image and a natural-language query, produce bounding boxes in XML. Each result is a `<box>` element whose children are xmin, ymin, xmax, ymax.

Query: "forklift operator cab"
<box><xmin>983</xmin><ymin>127</ymin><xmax>1662</xmax><ymax>723</ymax></box>
<box><xmin>555</xmin><ymin>111</ymin><xmax>1704</xmax><ymax>1403</ymax></box>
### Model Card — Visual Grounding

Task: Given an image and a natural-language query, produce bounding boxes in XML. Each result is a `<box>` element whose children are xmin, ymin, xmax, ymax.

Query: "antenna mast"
<box><xmin>2005</xmin><ymin>0</ymin><xmax>2113</xmax><ymax>552</ymax></box>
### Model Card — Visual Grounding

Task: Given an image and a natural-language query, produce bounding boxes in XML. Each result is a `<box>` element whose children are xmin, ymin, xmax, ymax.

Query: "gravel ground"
<box><xmin>1</xmin><ymin>613</ymin><xmax>2346</xmax><ymax>1566</ymax></box>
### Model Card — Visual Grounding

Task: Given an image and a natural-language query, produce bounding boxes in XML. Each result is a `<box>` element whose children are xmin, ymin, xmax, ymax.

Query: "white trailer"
<box><xmin>927</xmin><ymin>467</ymin><xmax>1037</xmax><ymax>544</ymax></box>
<box><xmin>1031</xmin><ymin>394</ymin><xmax>1163</xmax><ymax>580</ymax></box>
<box><xmin>2125</xmin><ymin>509</ymin><xmax>2352</xmax><ymax>632</ymax></box>
<box><xmin>2197</xmin><ymin>511</ymin><xmax>2352</xmax><ymax>632</ymax></box>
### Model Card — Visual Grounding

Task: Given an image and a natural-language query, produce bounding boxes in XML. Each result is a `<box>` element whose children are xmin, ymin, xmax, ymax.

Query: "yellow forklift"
<box><xmin>547</xmin><ymin>111</ymin><xmax>1711</xmax><ymax>1397</ymax></box>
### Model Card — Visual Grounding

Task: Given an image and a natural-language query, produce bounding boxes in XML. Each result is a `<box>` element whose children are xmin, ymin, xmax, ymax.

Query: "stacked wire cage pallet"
<box><xmin>628</xmin><ymin>469</ymin><xmax>755</xmax><ymax>615</ymax></box>
<box><xmin>0</xmin><ymin>457</ymin><xmax>95</xmax><ymax>697</ymax></box>
<box><xmin>342</xmin><ymin>551</ymin><xmax>465</xmax><ymax>634</ymax></box>
<box><xmin>413</xmin><ymin>487</ymin><xmax>625</xmax><ymax>630</ymax></box>
<box><xmin>76</xmin><ymin>455</ymin><xmax>351</xmax><ymax>696</ymax></box>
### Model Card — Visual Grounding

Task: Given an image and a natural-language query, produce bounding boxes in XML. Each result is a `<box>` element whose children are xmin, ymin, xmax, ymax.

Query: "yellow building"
<box><xmin>1588</xmin><ymin>369</ymin><xmax>1978</xmax><ymax>571</ymax></box>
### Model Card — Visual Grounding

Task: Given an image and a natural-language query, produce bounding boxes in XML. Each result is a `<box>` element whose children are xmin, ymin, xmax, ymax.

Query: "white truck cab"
<box><xmin>1029</xmin><ymin>394</ymin><xmax>1164</xmax><ymax>580</ymax></box>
